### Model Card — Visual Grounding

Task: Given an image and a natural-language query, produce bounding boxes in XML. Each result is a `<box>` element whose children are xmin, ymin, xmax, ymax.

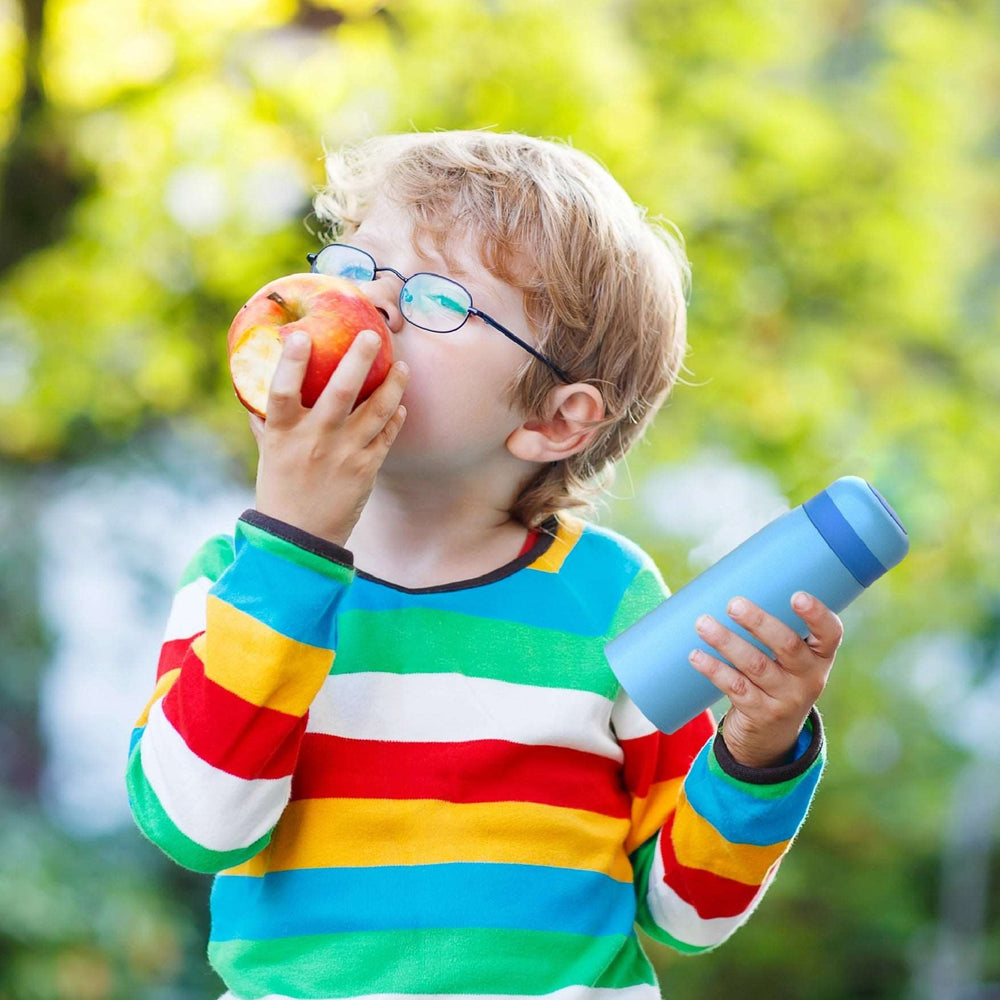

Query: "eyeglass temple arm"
<box><xmin>470</xmin><ymin>308</ymin><xmax>574</xmax><ymax>384</ymax></box>
<box><xmin>302</xmin><ymin>258</ymin><xmax>570</xmax><ymax>381</ymax></box>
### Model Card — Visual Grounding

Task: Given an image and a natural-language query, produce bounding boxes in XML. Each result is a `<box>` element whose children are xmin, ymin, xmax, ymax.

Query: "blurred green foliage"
<box><xmin>0</xmin><ymin>0</ymin><xmax>998</xmax><ymax>998</ymax></box>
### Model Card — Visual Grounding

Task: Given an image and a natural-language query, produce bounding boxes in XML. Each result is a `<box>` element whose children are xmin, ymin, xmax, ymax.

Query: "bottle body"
<box><xmin>604</xmin><ymin>477</ymin><xmax>908</xmax><ymax>734</ymax></box>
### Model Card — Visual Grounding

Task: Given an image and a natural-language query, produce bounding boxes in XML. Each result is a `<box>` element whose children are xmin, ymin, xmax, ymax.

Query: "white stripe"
<box><xmin>217</xmin><ymin>987</ymin><xmax>661</xmax><ymax>1000</ymax></box>
<box><xmin>162</xmin><ymin>576</ymin><xmax>211</xmax><ymax>643</ymax></box>
<box><xmin>609</xmin><ymin>688</ymin><xmax>658</xmax><ymax>741</ymax></box>
<box><xmin>307</xmin><ymin>672</ymin><xmax>622</xmax><ymax>760</ymax></box>
<box><xmin>644</xmin><ymin>827</ymin><xmax>775</xmax><ymax>948</ymax></box>
<box><xmin>140</xmin><ymin>697</ymin><xmax>290</xmax><ymax>852</ymax></box>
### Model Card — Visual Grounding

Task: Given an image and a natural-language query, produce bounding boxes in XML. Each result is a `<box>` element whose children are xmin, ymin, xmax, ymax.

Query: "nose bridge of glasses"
<box><xmin>374</xmin><ymin>264</ymin><xmax>407</xmax><ymax>283</ymax></box>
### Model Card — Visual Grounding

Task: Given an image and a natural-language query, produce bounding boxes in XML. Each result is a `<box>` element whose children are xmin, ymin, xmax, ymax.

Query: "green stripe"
<box><xmin>209</xmin><ymin>926</ymin><xmax>655</xmax><ymax>999</ymax></box>
<box><xmin>637</xmin><ymin>926</ymin><xmax>713</xmax><ymax>956</ymax></box>
<box><xmin>606</xmin><ymin>566</ymin><xmax>670</xmax><ymax>640</ymax></box>
<box><xmin>335</xmin><ymin>608</ymin><xmax>618</xmax><ymax>698</ymax></box>
<box><xmin>629</xmin><ymin>838</ymin><xmax>713</xmax><ymax>956</ymax></box>
<box><xmin>237</xmin><ymin>519</ymin><xmax>355</xmax><ymax>584</ymax></box>
<box><xmin>179</xmin><ymin>534</ymin><xmax>235</xmax><ymax>588</ymax></box>
<box><xmin>125</xmin><ymin>737</ymin><xmax>270</xmax><ymax>874</ymax></box>
<box><xmin>706</xmin><ymin>718</ymin><xmax>821</xmax><ymax>801</ymax></box>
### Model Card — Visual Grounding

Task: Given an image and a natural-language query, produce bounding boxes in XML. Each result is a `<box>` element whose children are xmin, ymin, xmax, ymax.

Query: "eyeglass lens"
<box><xmin>312</xmin><ymin>245</ymin><xmax>472</xmax><ymax>333</ymax></box>
<box><xmin>401</xmin><ymin>273</ymin><xmax>470</xmax><ymax>332</ymax></box>
<box><xmin>313</xmin><ymin>244</ymin><xmax>374</xmax><ymax>284</ymax></box>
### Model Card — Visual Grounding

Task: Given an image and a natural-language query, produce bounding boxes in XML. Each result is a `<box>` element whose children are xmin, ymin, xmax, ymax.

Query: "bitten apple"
<box><xmin>227</xmin><ymin>272</ymin><xmax>393</xmax><ymax>419</ymax></box>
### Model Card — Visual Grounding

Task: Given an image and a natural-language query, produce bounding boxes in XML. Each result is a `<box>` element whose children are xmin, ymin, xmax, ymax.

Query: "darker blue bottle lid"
<box><xmin>803</xmin><ymin>489</ymin><xmax>887</xmax><ymax>587</ymax></box>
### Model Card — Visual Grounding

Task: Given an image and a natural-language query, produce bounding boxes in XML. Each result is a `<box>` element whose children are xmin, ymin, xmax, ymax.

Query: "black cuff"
<box><xmin>713</xmin><ymin>706</ymin><xmax>824</xmax><ymax>785</ymax></box>
<box><xmin>238</xmin><ymin>509</ymin><xmax>355</xmax><ymax>570</ymax></box>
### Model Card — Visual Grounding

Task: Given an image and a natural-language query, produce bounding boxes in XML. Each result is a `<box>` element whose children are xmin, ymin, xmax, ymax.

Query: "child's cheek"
<box><xmin>389</xmin><ymin>372</ymin><xmax>442</xmax><ymax>445</ymax></box>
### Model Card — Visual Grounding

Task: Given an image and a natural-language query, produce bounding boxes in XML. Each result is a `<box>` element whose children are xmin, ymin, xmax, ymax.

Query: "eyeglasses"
<box><xmin>307</xmin><ymin>243</ymin><xmax>574</xmax><ymax>383</ymax></box>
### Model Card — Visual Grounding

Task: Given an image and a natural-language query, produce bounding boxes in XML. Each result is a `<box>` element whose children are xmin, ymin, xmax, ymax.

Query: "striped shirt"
<box><xmin>126</xmin><ymin>508</ymin><xmax>825</xmax><ymax>1000</ymax></box>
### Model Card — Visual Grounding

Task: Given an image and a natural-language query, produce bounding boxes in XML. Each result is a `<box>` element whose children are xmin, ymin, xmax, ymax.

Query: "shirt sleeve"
<box><xmin>125</xmin><ymin>509</ymin><xmax>355</xmax><ymax>873</ymax></box>
<box><xmin>606</xmin><ymin>549</ymin><xmax>826</xmax><ymax>955</ymax></box>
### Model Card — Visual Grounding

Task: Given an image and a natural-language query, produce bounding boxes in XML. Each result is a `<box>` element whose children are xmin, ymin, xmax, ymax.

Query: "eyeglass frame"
<box><xmin>306</xmin><ymin>243</ymin><xmax>575</xmax><ymax>384</ymax></box>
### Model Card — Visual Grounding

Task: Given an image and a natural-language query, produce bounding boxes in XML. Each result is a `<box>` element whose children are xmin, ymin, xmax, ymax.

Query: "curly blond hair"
<box><xmin>309</xmin><ymin>130</ymin><xmax>692</xmax><ymax>531</ymax></box>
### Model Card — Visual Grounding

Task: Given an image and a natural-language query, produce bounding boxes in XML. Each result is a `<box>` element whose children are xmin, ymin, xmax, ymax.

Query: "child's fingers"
<box><xmin>371</xmin><ymin>403</ymin><xmax>407</xmax><ymax>454</ymax></box>
<box><xmin>265</xmin><ymin>332</ymin><xmax>311</xmax><ymax>428</ymax></box>
<box><xmin>352</xmin><ymin>361</ymin><xmax>410</xmax><ymax>447</ymax></box>
<box><xmin>688</xmin><ymin>648</ymin><xmax>772</xmax><ymax>717</ymax></box>
<box><xmin>694</xmin><ymin>614</ymin><xmax>786</xmax><ymax>699</ymax></box>
<box><xmin>723</xmin><ymin>597</ymin><xmax>812</xmax><ymax>672</ymax></box>
<box><xmin>791</xmin><ymin>593</ymin><xmax>845</xmax><ymax>659</ymax></box>
<box><xmin>312</xmin><ymin>330</ymin><xmax>385</xmax><ymax>426</ymax></box>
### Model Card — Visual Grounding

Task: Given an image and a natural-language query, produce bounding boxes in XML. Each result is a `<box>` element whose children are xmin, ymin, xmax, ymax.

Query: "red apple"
<box><xmin>227</xmin><ymin>272</ymin><xmax>393</xmax><ymax>419</ymax></box>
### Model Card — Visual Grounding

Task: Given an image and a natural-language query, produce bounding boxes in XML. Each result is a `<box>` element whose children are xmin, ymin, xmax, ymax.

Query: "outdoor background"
<box><xmin>1</xmin><ymin>0</ymin><xmax>998</xmax><ymax>998</ymax></box>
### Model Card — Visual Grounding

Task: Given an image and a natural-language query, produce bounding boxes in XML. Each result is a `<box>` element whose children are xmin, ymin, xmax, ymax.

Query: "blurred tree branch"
<box><xmin>292</xmin><ymin>0</ymin><xmax>346</xmax><ymax>31</ymax></box>
<box><xmin>0</xmin><ymin>0</ymin><xmax>93</xmax><ymax>278</ymax></box>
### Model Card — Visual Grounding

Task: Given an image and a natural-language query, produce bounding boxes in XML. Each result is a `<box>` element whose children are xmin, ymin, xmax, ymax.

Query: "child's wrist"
<box><xmin>719</xmin><ymin>712</ymin><xmax>801</xmax><ymax>769</ymax></box>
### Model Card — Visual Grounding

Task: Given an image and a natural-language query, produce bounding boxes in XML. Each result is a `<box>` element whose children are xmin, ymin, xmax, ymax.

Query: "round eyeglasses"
<box><xmin>307</xmin><ymin>243</ymin><xmax>574</xmax><ymax>384</ymax></box>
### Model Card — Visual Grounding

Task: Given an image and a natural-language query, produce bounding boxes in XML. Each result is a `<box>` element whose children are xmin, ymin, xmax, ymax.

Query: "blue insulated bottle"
<box><xmin>604</xmin><ymin>476</ymin><xmax>909</xmax><ymax>734</ymax></box>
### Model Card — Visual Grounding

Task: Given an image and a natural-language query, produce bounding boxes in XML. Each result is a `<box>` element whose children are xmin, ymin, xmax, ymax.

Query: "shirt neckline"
<box><xmin>354</xmin><ymin>514</ymin><xmax>561</xmax><ymax>595</ymax></box>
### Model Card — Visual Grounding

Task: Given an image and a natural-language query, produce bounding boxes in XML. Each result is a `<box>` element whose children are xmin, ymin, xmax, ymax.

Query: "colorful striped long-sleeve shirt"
<box><xmin>126</xmin><ymin>508</ymin><xmax>825</xmax><ymax>1000</ymax></box>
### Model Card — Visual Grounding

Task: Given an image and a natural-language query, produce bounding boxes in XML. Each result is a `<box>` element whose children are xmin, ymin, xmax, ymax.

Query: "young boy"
<box><xmin>126</xmin><ymin>130</ymin><xmax>842</xmax><ymax>1000</ymax></box>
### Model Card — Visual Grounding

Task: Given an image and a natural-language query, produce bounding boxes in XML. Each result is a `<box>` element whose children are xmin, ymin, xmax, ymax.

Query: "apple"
<box><xmin>227</xmin><ymin>272</ymin><xmax>393</xmax><ymax>419</ymax></box>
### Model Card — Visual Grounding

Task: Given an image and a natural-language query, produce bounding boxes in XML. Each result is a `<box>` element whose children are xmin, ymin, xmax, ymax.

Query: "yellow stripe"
<box><xmin>624</xmin><ymin>776</ymin><xmax>683</xmax><ymax>854</ymax></box>
<box><xmin>672</xmin><ymin>788</ymin><xmax>789</xmax><ymax>884</ymax></box>
<box><xmin>198</xmin><ymin>595</ymin><xmax>335</xmax><ymax>715</ymax></box>
<box><xmin>529</xmin><ymin>513</ymin><xmax>585</xmax><ymax>575</ymax></box>
<box><xmin>135</xmin><ymin>668</ymin><xmax>180</xmax><ymax>728</ymax></box>
<box><xmin>221</xmin><ymin>798</ymin><xmax>633</xmax><ymax>881</ymax></box>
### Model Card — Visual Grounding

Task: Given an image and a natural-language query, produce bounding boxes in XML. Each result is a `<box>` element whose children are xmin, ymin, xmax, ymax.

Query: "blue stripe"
<box><xmin>211</xmin><ymin>538</ymin><xmax>349</xmax><ymax>649</ymax></box>
<box><xmin>803</xmin><ymin>490</ymin><xmax>885</xmax><ymax>588</ymax></box>
<box><xmin>208</xmin><ymin>863</ymin><xmax>635</xmax><ymax>942</ymax></box>
<box><xmin>128</xmin><ymin>726</ymin><xmax>143</xmax><ymax>758</ymax></box>
<box><xmin>343</xmin><ymin>526</ymin><xmax>645</xmax><ymax>636</ymax></box>
<box><xmin>683</xmin><ymin>742</ymin><xmax>823</xmax><ymax>846</ymax></box>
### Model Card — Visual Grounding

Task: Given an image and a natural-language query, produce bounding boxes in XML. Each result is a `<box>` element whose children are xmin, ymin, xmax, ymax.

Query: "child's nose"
<box><xmin>363</xmin><ymin>274</ymin><xmax>405</xmax><ymax>334</ymax></box>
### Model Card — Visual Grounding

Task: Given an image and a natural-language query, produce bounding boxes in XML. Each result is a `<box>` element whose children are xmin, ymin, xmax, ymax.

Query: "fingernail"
<box><xmin>288</xmin><ymin>331</ymin><xmax>309</xmax><ymax>349</ymax></box>
<box><xmin>396</xmin><ymin>361</ymin><xmax>409</xmax><ymax>375</ymax></box>
<box><xmin>728</xmin><ymin>597</ymin><xmax>747</xmax><ymax>616</ymax></box>
<box><xmin>360</xmin><ymin>329</ymin><xmax>380</xmax><ymax>347</ymax></box>
<box><xmin>793</xmin><ymin>592</ymin><xmax>811</xmax><ymax>611</ymax></box>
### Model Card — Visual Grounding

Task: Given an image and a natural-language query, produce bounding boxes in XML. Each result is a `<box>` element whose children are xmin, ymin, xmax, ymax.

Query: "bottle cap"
<box><xmin>803</xmin><ymin>476</ymin><xmax>909</xmax><ymax>587</ymax></box>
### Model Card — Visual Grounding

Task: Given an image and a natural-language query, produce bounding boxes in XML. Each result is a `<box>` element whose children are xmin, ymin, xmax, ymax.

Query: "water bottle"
<box><xmin>604</xmin><ymin>475</ymin><xmax>909</xmax><ymax>734</ymax></box>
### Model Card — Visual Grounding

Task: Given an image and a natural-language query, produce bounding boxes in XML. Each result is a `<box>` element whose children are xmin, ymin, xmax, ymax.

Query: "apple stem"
<box><xmin>267</xmin><ymin>292</ymin><xmax>287</xmax><ymax>308</ymax></box>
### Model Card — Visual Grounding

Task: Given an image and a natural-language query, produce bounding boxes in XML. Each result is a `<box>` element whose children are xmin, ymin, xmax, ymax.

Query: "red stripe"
<box><xmin>157</xmin><ymin>634</ymin><xmax>198</xmax><ymax>681</ymax></box>
<box><xmin>620</xmin><ymin>713</ymin><xmax>714</xmax><ymax>799</ymax></box>
<box><xmin>655</xmin><ymin>811</ymin><xmax>766</xmax><ymax>919</ymax></box>
<box><xmin>161</xmin><ymin>648</ymin><xmax>306</xmax><ymax>780</ymax></box>
<box><xmin>518</xmin><ymin>529</ymin><xmax>541</xmax><ymax>557</ymax></box>
<box><xmin>291</xmin><ymin>733</ymin><xmax>632</xmax><ymax>817</ymax></box>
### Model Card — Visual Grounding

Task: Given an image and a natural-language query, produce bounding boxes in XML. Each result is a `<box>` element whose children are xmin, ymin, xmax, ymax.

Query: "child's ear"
<box><xmin>505</xmin><ymin>384</ymin><xmax>606</xmax><ymax>463</ymax></box>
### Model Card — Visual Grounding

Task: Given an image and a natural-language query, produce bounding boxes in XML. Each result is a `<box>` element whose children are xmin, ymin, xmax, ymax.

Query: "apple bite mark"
<box><xmin>229</xmin><ymin>326</ymin><xmax>285</xmax><ymax>419</ymax></box>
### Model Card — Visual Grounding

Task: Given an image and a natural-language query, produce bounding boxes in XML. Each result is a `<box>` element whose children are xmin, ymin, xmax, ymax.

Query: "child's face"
<box><xmin>344</xmin><ymin>196</ymin><xmax>541</xmax><ymax>478</ymax></box>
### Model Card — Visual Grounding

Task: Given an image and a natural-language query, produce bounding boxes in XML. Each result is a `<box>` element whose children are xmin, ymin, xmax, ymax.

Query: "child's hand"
<box><xmin>248</xmin><ymin>330</ymin><xmax>409</xmax><ymax>548</ymax></box>
<box><xmin>688</xmin><ymin>594</ymin><xmax>844</xmax><ymax>768</ymax></box>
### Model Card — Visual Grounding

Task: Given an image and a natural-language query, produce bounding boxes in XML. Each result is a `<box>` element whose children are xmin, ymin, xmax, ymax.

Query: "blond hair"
<box><xmin>309</xmin><ymin>130</ymin><xmax>692</xmax><ymax>531</ymax></box>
